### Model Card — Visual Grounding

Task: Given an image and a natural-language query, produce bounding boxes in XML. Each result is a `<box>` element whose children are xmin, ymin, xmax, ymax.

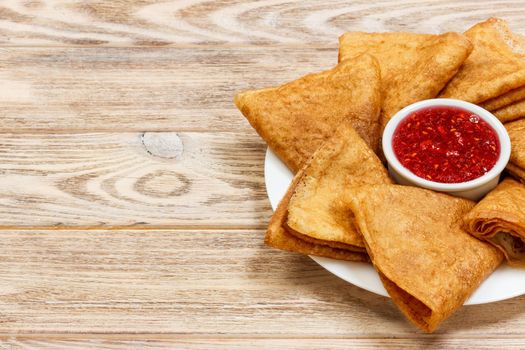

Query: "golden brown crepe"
<box><xmin>286</xmin><ymin>124</ymin><xmax>392</xmax><ymax>252</ymax></box>
<box><xmin>265</xmin><ymin>160</ymin><xmax>368</xmax><ymax>262</ymax></box>
<box><xmin>481</xmin><ymin>85</ymin><xmax>525</xmax><ymax>111</ymax></box>
<box><xmin>440</xmin><ymin>18</ymin><xmax>525</xmax><ymax>104</ymax></box>
<box><xmin>339</xmin><ymin>31</ymin><xmax>472</xmax><ymax>130</ymax></box>
<box><xmin>463</xmin><ymin>178</ymin><xmax>525</xmax><ymax>267</ymax></box>
<box><xmin>348</xmin><ymin>185</ymin><xmax>503</xmax><ymax>333</ymax></box>
<box><xmin>234</xmin><ymin>54</ymin><xmax>381</xmax><ymax>173</ymax></box>
<box><xmin>493</xmin><ymin>99</ymin><xmax>525</xmax><ymax>123</ymax></box>
<box><xmin>506</xmin><ymin>118</ymin><xmax>525</xmax><ymax>183</ymax></box>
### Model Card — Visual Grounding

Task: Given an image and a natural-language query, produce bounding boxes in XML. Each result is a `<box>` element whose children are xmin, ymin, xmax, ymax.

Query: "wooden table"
<box><xmin>0</xmin><ymin>1</ymin><xmax>524</xmax><ymax>349</ymax></box>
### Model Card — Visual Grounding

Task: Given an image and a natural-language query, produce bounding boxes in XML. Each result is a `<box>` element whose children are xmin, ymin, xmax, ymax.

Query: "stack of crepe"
<box><xmin>440</xmin><ymin>18</ymin><xmax>525</xmax><ymax>123</ymax></box>
<box><xmin>464</xmin><ymin>178</ymin><xmax>525</xmax><ymax>267</ymax></box>
<box><xmin>234</xmin><ymin>18</ymin><xmax>525</xmax><ymax>333</ymax></box>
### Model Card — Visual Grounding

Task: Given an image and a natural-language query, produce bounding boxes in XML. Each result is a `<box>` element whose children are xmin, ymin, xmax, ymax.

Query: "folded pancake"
<box><xmin>440</xmin><ymin>18</ymin><xmax>525</xmax><ymax>104</ymax></box>
<box><xmin>265</xmin><ymin>159</ymin><xmax>368</xmax><ymax>262</ymax></box>
<box><xmin>347</xmin><ymin>185</ymin><xmax>503</xmax><ymax>333</ymax></box>
<box><xmin>481</xmin><ymin>86</ymin><xmax>525</xmax><ymax>111</ymax></box>
<box><xmin>493</xmin><ymin>99</ymin><xmax>525</xmax><ymax>123</ymax></box>
<box><xmin>234</xmin><ymin>54</ymin><xmax>381</xmax><ymax>173</ymax></box>
<box><xmin>339</xmin><ymin>31</ymin><xmax>472</xmax><ymax>130</ymax></box>
<box><xmin>463</xmin><ymin>178</ymin><xmax>525</xmax><ymax>267</ymax></box>
<box><xmin>286</xmin><ymin>124</ymin><xmax>392</xmax><ymax>252</ymax></box>
<box><xmin>506</xmin><ymin>119</ymin><xmax>525</xmax><ymax>183</ymax></box>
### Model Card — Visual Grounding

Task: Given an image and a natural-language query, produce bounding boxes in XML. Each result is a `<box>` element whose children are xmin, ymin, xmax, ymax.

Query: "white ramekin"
<box><xmin>382</xmin><ymin>98</ymin><xmax>511</xmax><ymax>201</ymax></box>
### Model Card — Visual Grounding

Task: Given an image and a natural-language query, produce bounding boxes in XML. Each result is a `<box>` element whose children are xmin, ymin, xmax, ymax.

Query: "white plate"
<box><xmin>264</xmin><ymin>148</ymin><xmax>525</xmax><ymax>305</ymax></box>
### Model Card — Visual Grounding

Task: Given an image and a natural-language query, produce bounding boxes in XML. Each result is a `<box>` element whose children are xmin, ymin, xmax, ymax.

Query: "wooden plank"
<box><xmin>0</xmin><ymin>229</ymin><xmax>523</xmax><ymax>336</ymax></box>
<box><xmin>0</xmin><ymin>47</ymin><xmax>336</xmax><ymax>133</ymax></box>
<box><xmin>0</xmin><ymin>1</ymin><xmax>524</xmax><ymax>46</ymax></box>
<box><xmin>3</xmin><ymin>337</ymin><xmax>525</xmax><ymax>350</ymax></box>
<box><xmin>0</xmin><ymin>132</ymin><xmax>271</xmax><ymax>229</ymax></box>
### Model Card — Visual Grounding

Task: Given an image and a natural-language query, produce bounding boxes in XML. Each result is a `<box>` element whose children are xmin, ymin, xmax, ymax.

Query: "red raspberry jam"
<box><xmin>392</xmin><ymin>106</ymin><xmax>500</xmax><ymax>183</ymax></box>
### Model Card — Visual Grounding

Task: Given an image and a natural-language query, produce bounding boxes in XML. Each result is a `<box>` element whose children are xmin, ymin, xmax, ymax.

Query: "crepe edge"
<box><xmin>507</xmin><ymin>163</ymin><xmax>525</xmax><ymax>184</ymax></box>
<box><xmin>265</xmin><ymin>164</ymin><xmax>369</xmax><ymax>262</ymax></box>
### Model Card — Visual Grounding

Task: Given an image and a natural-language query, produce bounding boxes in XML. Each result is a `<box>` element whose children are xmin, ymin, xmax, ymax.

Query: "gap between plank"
<box><xmin>0</xmin><ymin>333</ymin><xmax>520</xmax><ymax>340</ymax></box>
<box><xmin>0</xmin><ymin>129</ymin><xmax>231</xmax><ymax>135</ymax></box>
<box><xmin>0</xmin><ymin>44</ymin><xmax>337</xmax><ymax>49</ymax></box>
<box><xmin>0</xmin><ymin>129</ymin><xmax>255</xmax><ymax>134</ymax></box>
<box><xmin>0</xmin><ymin>225</ymin><xmax>268</xmax><ymax>231</ymax></box>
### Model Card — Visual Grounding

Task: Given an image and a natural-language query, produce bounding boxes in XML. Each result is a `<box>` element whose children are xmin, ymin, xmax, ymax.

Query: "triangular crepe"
<box><xmin>506</xmin><ymin>119</ymin><xmax>525</xmax><ymax>183</ymax></box>
<box><xmin>464</xmin><ymin>178</ymin><xmax>525</xmax><ymax>266</ymax></box>
<box><xmin>286</xmin><ymin>124</ymin><xmax>392</xmax><ymax>251</ymax></box>
<box><xmin>265</xmin><ymin>162</ymin><xmax>368</xmax><ymax>262</ymax></box>
<box><xmin>339</xmin><ymin>31</ymin><xmax>472</xmax><ymax>130</ymax></box>
<box><xmin>440</xmin><ymin>18</ymin><xmax>525</xmax><ymax>104</ymax></box>
<box><xmin>493</xmin><ymin>99</ymin><xmax>525</xmax><ymax>123</ymax></box>
<box><xmin>481</xmin><ymin>85</ymin><xmax>525</xmax><ymax>111</ymax></box>
<box><xmin>347</xmin><ymin>185</ymin><xmax>502</xmax><ymax>333</ymax></box>
<box><xmin>235</xmin><ymin>54</ymin><xmax>381</xmax><ymax>173</ymax></box>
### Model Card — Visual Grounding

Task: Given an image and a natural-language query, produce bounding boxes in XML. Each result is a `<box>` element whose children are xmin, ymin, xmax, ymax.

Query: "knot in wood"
<box><xmin>141</xmin><ymin>132</ymin><xmax>183</xmax><ymax>160</ymax></box>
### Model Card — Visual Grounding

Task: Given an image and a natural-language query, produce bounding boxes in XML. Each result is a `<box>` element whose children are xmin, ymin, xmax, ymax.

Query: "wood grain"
<box><xmin>0</xmin><ymin>229</ymin><xmax>522</xmax><ymax>337</ymax></box>
<box><xmin>4</xmin><ymin>337</ymin><xmax>525</xmax><ymax>350</ymax></box>
<box><xmin>0</xmin><ymin>0</ymin><xmax>524</xmax><ymax>46</ymax></box>
<box><xmin>0</xmin><ymin>132</ymin><xmax>270</xmax><ymax>229</ymax></box>
<box><xmin>0</xmin><ymin>47</ymin><xmax>338</xmax><ymax>133</ymax></box>
<box><xmin>1</xmin><ymin>1</ymin><xmax>525</xmax><ymax>348</ymax></box>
